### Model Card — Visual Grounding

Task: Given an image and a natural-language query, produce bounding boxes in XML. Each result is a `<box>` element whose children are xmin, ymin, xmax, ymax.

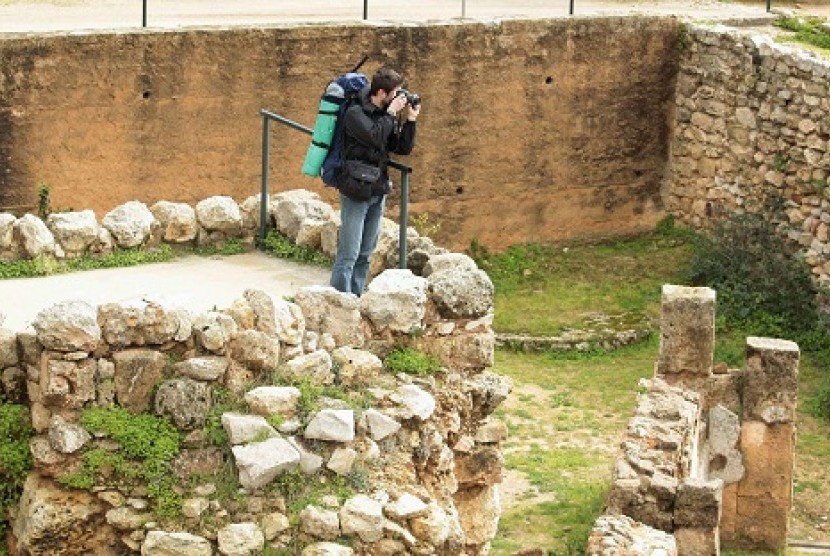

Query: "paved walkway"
<box><xmin>0</xmin><ymin>0</ymin><xmax>826</xmax><ymax>35</ymax></box>
<box><xmin>0</xmin><ymin>252</ymin><xmax>330</xmax><ymax>332</ymax></box>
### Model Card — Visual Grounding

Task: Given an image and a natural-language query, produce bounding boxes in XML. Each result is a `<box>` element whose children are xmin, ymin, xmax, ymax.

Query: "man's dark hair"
<box><xmin>370</xmin><ymin>67</ymin><xmax>405</xmax><ymax>96</ymax></box>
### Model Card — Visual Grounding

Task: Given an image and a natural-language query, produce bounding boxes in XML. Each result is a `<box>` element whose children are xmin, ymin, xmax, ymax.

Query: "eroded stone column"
<box><xmin>656</xmin><ymin>285</ymin><xmax>715</xmax><ymax>381</ymax></box>
<box><xmin>732</xmin><ymin>336</ymin><xmax>799</xmax><ymax>551</ymax></box>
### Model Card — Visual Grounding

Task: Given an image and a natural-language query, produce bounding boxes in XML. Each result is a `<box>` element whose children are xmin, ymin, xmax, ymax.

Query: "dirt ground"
<box><xmin>0</xmin><ymin>0</ymin><xmax>828</xmax><ymax>35</ymax></box>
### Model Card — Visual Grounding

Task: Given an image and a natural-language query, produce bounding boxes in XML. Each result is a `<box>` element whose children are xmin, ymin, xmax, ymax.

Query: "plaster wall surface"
<box><xmin>0</xmin><ymin>17</ymin><xmax>679</xmax><ymax>250</ymax></box>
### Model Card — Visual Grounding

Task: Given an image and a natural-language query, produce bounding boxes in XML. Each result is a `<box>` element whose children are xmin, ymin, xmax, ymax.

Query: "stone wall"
<box><xmin>668</xmin><ymin>24</ymin><xmax>830</xmax><ymax>282</ymax></box>
<box><xmin>0</xmin><ymin>190</ymin><xmax>509</xmax><ymax>555</ymax></box>
<box><xmin>0</xmin><ymin>17</ymin><xmax>680</xmax><ymax>251</ymax></box>
<box><xmin>590</xmin><ymin>285</ymin><xmax>800</xmax><ymax>554</ymax></box>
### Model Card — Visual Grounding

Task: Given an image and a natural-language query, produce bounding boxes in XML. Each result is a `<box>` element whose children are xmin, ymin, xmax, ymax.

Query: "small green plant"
<box><xmin>384</xmin><ymin>348</ymin><xmax>441</xmax><ymax>375</ymax></box>
<box><xmin>410</xmin><ymin>212</ymin><xmax>442</xmax><ymax>238</ymax></box>
<box><xmin>261</xmin><ymin>230</ymin><xmax>331</xmax><ymax>267</ymax></box>
<box><xmin>676</xmin><ymin>22</ymin><xmax>690</xmax><ymax>53</ymax></box>
<box><xmin>812</xmin><ymin>178</ymin><xmax>829</xmax><ymax>195</ymax></box>
<box><xmin>189</xmin><ymin>239</ymin><xmax>247</xmax><ymax>257</ymax></box>
<box><xmin>0</xmin><ymin>401</ymin><xmax>34</xmax><ymax>548</ymax></box>
<box><xmin>0</xmin><ymin>246</ymin><xmax>175</xmax><ymax>280</ymax></box>
<box><xmin>37</xmin><ymin>183</ymin><xmax>50</xmax><ymax>219</ymax></box>
<box><xmin>773</xmin><ymin>153</ymin><xmax>789</xmax><ymax>173</ymax></box>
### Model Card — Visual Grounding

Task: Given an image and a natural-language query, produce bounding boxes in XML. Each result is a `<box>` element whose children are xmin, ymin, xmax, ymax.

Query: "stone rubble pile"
<box><xmin>669</xmin><ymin>24</ymin><xmax>830</xmax><ymax>282</ymax></box>
<box><xmin>0</xmin><ymin>190</ymin><xmax>508</xmax><ymax>556</ymax></box>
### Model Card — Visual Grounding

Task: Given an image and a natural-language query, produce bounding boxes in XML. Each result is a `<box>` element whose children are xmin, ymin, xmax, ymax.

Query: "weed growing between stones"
<box><xmin>383</xmin><ymin>348</ymin><xmax>441</xmax><ymax>376</ymax></box>
<box><xmin>57</xmin><ymin>407</ymin><xmax>183</xmax><ymax>519</ymax></box>
<box><xmin>261</xmin><ymin>230</ymin><xmax>331</xmax><ymax>267</ymax></box>
<box><xmin>0</xmin><ymin>246</ymin><xmax>176</xmax><ymax>279</ymax></box>
<box><xmin>0</xmin><ymin>399</ymin><xmax>33</xmax><ymax>556</ymax></box>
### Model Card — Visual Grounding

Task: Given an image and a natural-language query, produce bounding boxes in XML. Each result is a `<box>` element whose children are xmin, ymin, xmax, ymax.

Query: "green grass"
<box><xmin>261</xmin><ymin>230</ymin><xmax>331</xmax><ymax>267</ymax></box>
<box><xmin>383</xmin><ymin>348</ymin><xmax>442</xmax><ymax>376</ymax></box>
<box><xmin>776</xmin><ymin>15</ymin><xmax>830</xmax><ymax>52</ymax></box>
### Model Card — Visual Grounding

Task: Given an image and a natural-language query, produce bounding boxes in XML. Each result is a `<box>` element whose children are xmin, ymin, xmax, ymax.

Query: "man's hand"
<box><xmin>406</xmin><ymin>103</ymin><xmax>421</xmax><ymax>122</ymax></box>
<box><xmin>387</xmin><ymin>94</ymin><xmax>408</xmax><ymax>116</ymax></box>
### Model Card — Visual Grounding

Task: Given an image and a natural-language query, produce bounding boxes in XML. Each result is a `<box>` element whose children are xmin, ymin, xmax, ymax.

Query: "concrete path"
<box><xmin>0</xmin><ymin>252</ymin><xmax>330</xmax><ymax>332</ymax></box>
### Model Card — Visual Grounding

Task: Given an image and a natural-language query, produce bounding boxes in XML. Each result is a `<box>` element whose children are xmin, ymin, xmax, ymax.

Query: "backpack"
<box><xmin>300</xmin><ymin>63</ymin><xmax>369</xmax><ymax>187</ymax></box>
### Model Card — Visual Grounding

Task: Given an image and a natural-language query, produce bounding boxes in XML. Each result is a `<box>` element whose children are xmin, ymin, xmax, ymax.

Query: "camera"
<box><xmin>396</xmin><ymin>88</ymin><xmax>421</xmax><ymax>108</ymax></box>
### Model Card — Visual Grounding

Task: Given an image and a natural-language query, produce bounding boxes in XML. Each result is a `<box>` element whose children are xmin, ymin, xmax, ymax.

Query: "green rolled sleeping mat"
<box><xmin>301</xmin><ymin>97</ymin><xmax>341</xmax><ymax>177</ymax></box>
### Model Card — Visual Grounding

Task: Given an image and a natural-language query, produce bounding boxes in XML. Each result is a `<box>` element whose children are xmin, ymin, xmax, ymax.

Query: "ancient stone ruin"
<box><xmin>0</xmin><ymin>190</ymin><xmax>509</xmax><ymax>555</ymax></box>
<box><xmin>588</xmin><ymin>285</ymin><xmax>799</xmax><ymax>555</ymax></box>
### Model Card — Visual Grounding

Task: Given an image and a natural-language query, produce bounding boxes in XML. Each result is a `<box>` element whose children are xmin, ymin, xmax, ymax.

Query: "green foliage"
<box><xmin>676</xmin><ymin>22</ymin><xmax>690</xmax><ymax>53</ymax></box>
<box><xmin>383</xmin><ymin>348</ymin><xmax>442</xmax><ymax>376</ymax></box>
<box><xmin>37</xmin><ymin>183</ymin><xmax>50</xmax><ymax>219</ymax></box>
<box><xmin>685</xmin><ymin>214</ymin><xmax>819</xmax><ymax>336</ymax></box>
<box><xmin>805</xmin><ymin>375</ymin><xmax>830</xmax><ymax>422</ymax></box>
<box><xmin>772</xmin><ymin>153</ymin><xmax>789</xmax><ymax>173</ymax></box>
<box><xmin>0</xmin><ymin>246</ymin><xmax>175</xmax><ymax>280</ymax></box>
<box><xmin>261</xmin><ymin>230</ymin><xmax>331</xmax><ymax>267</ymax></box>
<box><xmin>410</xmin><ymin>212</ymin><xmax>442</xmax><ymax>238</ymax></box>
<box><xmin>205</xmin><ymin>387</ymin><xmax>248</xmax><ymax>447</ymax></box>
<box><xmin>271</xmin><ymin>468</ymin><xmax>365</xmax><ymax>521</ymax></box>
<box><xmin>188</xmin><ymin>239</ymin><xmax>247</xmax><ymax>256</ymax></box>
<box><xmin>58</xmin><ymin>407</ymin><xmax>183</xmax><ymax>519</ymax></box>
<box><xmin>776</xmin><ymin>15</ymin><xmax>830</xmax><ymax>50</ymax></box>
<box><xmin>0</xmin><ymin>401</ymin><xmax>34</xmax><ymax>550</ymax></box>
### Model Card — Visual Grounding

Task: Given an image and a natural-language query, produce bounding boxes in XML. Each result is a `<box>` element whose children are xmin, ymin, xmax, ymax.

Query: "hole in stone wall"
<box><xmin>709</xmin><ymin>454</ymin><xmax>727</xmax><ymax>472</ymax></box>
<box><xmin>142</xmin><ymin>91</ymin><xmax>152</xmax><ymax>100</ymax></box>
<box><xmin>456</xmin><ymin>186</ymin><xmax>464</xmax><ymax>194</ymax></box>
<box><xmin>545</xmin><ymin>76</ymin><xmax>554</xmax><ymax>85</ymax></box>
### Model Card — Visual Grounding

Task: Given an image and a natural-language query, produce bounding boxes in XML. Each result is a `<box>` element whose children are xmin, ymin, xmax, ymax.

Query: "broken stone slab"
<box><xmin>34</xmin><ymin>300</ymin><xmax>101</xmax><ymax>353</ymax></box>
<box><xmin>260</xmin><ymin>512</ymin><xmax>290</xmax><ymax>540</ymax></box>
<box><xmin>192</xmin><ymin>312</ymin><xmax>238</xmax><ymax>355</ymax></box>
<box><xmin>272</xmin><ymin>296</ymin><xmax>306</xmax><ymax>346</ymax></box>
<box><xmin>326</xmin><ymin>447</ymin><xmax>357</xmax><ymax>476</ymax></box>
<box><xmin>141</xmin><ymin>531</ymin><xmax>213</xmax><ymax>556</ymax></box>
<box><xmin>300</xmin><ymin>505</ymin><xmax>341</xmax><ymax>541</ymax></box>
<box><xmin>707</xmin><ymin>405</ymin><xmax>745</xmax><ymax>484</ymax></box>
<box><xmin>105</xmin><ymin>507</ymin><xmax>150</xmax><ymax>530</ymax></box>
<box><xmin>228</xmin><ymin>329</ymin><xmax>281</xmax><ymax>373</ymax></box>
<box><xmin>288</xmin><ymin>436</ymin><xmax>325</xmax><ymax>474</ymax></box>
<box><xmin>174</xmin><ymin>356</ymin><xmax>229</xmax><ymax>382</ymax></box>
<box><xmin>455</xmin><ymin>484</ymin><xmax>501</xmax><ymax>545</ymax></box>
<box><xmin>150</xmin><ymin>201</ymin><xmax>198</xmax><ymax>243</ymax></box>
<box><xmin>743</xmin><ymin>336</ymin><xmax>800</xmax><ymax>424</ymax></box>
<box><xmin>340</xmin><ymin>494</ymin><xmax>384</xmax><ymax>542</ymax></box>
<box><xmin>331</xmin><ymin>347</ymin><xmax>382</xmax><ymax>387</ymax></box>
<box><xmin>673</xmin><ymin>478</ymin><xmax>724</xmax><ymax>529</ymax></box>
<box><xmin>244</xmin><ymin>386</ymin><xmax>301</xmax><ymax>417</ymax></box>
<box><xmin>384</xmin><ymin>493</ymin><xmax>428</xmax><ymax>520</ymax></box>
<box><xmin>231</xmin><ymin>437</ymin><xmax>301</xmax><ymax>490</ymax></box>
<box><xmin>475</xmin><ymin>418</ymin><xmax>509</xmax><ymax>444</ymax></box>
<box><xmin>102</xmin><ymin>201</ymin><xmax>156</xmax><ymax>248</ymax></box>
<box><xmin>221</xmin><ymin>413</ymin><xmax>279</xmax><ymax>445</ymax></box>
<box><xmin>304</xmin><ymin>409</ymin><xmax>355</xmax><ymax>443</ymax></box>
<box><xmin>359</xmin><ymin>269</ymin><xmax>428</xmax><ymax>333</ymax></box>
<box><xmin>113</xmin><ymin>349</ymin><xmax>167</xmax><ymax>413</ymax></box>
<box><xmin>394</xmin><ymin>384</ymin><xmax>436</xmax><ymax>421</ymax></box>
<box><xmin>364</xmin><ymin>408</ymin><xmax>401</xmax><ymax>441</ymax></box>
<box><xmin>216</xmin><ymin>522</ymin><xmax>265</xmax><ymax>556</ymax></box>
<box><xmin>410</xmin><ymin>502</ymin><xmax>450</xmax><ymax>546</ymax></box>
<box><xmin>656</xmin><ymin>285</ymin><xmax>715</xmax><ymax>378</ymax></box>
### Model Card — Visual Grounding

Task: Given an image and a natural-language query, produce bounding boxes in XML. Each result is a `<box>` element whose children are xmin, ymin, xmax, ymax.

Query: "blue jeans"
<box><xmin>330</xmin><ymin>193</ymin><xmax>385</xmax><ymax>296</ymax></box>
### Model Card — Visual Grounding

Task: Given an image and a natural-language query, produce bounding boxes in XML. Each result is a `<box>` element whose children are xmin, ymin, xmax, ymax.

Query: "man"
<box><xmin>330</xmin><ymin>67</ymin><xmax>420</xmax><ymax>296</ymax></box>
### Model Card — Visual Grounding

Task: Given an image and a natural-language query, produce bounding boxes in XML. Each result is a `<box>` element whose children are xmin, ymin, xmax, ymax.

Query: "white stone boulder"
<box><xmin>274</xmin><ymin>297</ymin><xmax>306</xmax><ymax>346</ymax></box>
<box><xmin>239</xmin><ymin>195</ymin><xmax>261</xmax><ymax>231</ymax></box>
<box><xmin>427</xmin><ymin>264</ymin><xmax>494</xmax><ymax>319</ymax></box>
<box><xmin>243</xmin><ymin>289</ymin><xmax>279</xmax><ymax>336</ymax></box>
<box><xmin>300</xmin><ymin>505</ymin><xmax>341</xmax><ymax>541</ymax></box>
<box><xmin>154</xmin><ymin>378</ymin><xmax>212</xmax><ymax>431</ymax></box>
<box><xmin>33</xmin><ymin>300</ymin><xmax>101</xmax><ymax>352</ymax></box>
<box><xmin>279</xmin><ymin>349</ymin><xmax>334</xmax><ymax>385</ymax></box>
<box><xmin>47</xmin><ymin>415</ymin><xmax>91</xmax><ymax>454</ymax></box>
<box><xmin>288</xmin><ymin>436</ymin><xmax>325</xmax><ymax>474</ymax></box>
<box><xmin>395</xmin><ymin>384</ymin><xmax>436</xmax><ymax>421</ymax></box>
<box><xmin>385</xmin><ymin>493</ymin><xmax>429</xmax><ymax>520</ymax></box>
<box><xmin>244</xmin><ymin>386</ymin><xmax>301</xmax><ymax>417</ymax></box>
<box><xmin>360</xmin><ymin>269</ymin><xmax>428</xmax><ymax>333</ymax></box>
<box><xmin>98</xmin><ymin>297</ymin><xmax>190</xmax><ymax>347</ymax></box>
<box><xmin>150</xmin><ymin>201</ymin><xmax>198</xmax><ymax>243</ymax></box>
<box><xmin>221</xmin><ymin>413</ymin><xmax>279</xmax><ymax>445</ymax></box>
<box><xmin>331</xmin><ymin>347</ymin><xmax>382</xmax><ymax>387</ymax></box>
<box><xmin>326</xmin><ymin>447</ymin><xmax>357</xmax><ymax>476</ymax></box>
<box><xmin>102</xmin><ymin>201</ymin><xmax>156</xmax><ymax>248</ymax></box>
<box><xmin>319</xmin><ymin>218</ymin><xmax>341</xmax><ymax>260</ymax></box>
<box><xmin>340</xmin><ymin>494</ymin><xmax>384</xmax><ymax>542</ymax></box>
<box><xmin>364</xmin><ymin>408</ymin><xmax>401</xmax><ymax>441</ymax></box>
<box><xmin>46</xmin><ymin>210</ymin><xmax>99</xmax><ymax>255</ymax></box>
<box><xmin>15</xmin><ymin>214</ymin><xmax>58</xmax><ymax>258</ymax></box>
<box><xmin>141</xmin><ymin>531</ymin><xmax>213</xmax><ymax>556</ymax></box>
<box><xmin>422</xmin><ymin>252</ymin><xmax>479</xmax><ymax>277</ymax></box>
<box><xmin>217</xmin><ymin>522</ymin><xmax>265</xmax><ymax>556</ymax></box>
<box><xmin>304</xmin><ymin>409</ymin><xmax>355</xmax><ymax>443</ymax></box>
<box><xmin>196</xmin><ymin>196</ymin><xmax>243</xmax><ymax>233</ymax></box>
<box><xmin>271</xmin><ymin>189</ymin><xmax>335</xmax><ymax>243</ymax></box>
<box><xmin>0</xmin><ymin>213</ymin><xmax>17</xmax><ymax>259</ymax></box>
<box><xmin>294</xmin><ymin>286</ymin><xmax>364</xmax><ymax>348</ymax></box>
<box><xmin>231</xmin><ymin>437</ymin><xmax>301</xmax><ymax>490</ymax></box>
<box><xmin>229</xmin><ymin>329</ymin><xmax>281</xmax><ymax>372</ymax></box>
<box><xmin>410</xmin><ymin>502</ymin><xmax>450</xmax><ymax>546</ymax></box>
<box><xmin>193</xmin><ymin>312</ymin><xmax>238</xmax><ymax>354</ymax></box>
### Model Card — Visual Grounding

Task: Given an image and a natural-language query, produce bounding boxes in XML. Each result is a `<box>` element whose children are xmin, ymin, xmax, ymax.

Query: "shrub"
<box><xmin>384</xmin><ymin>348</ymin><xmax>441</xmax><ymax>375</ymax></box>
<box><xmin>0</xmin><ymin>401</ymin><xmax>34</xmax><ymax>550</ymax></box>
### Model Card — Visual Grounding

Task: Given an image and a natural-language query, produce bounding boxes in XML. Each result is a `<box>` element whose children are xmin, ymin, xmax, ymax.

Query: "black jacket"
<box><xmin>341</xmin><ymin>87</ymin><xmax>417</xmax><ymax>195</ymax></box>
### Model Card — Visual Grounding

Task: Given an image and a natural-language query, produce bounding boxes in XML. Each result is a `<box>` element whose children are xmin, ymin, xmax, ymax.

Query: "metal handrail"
<box><xmin>259</xmin><ymin>108</ymin><xmax>413</xmax><ymax>270</ymax></box>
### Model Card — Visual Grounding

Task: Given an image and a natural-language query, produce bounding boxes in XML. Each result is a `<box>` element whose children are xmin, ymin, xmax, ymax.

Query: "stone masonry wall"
<box><xmin>0</xmin><ymin>189</ymin><xmax>509</xmax><ymax>555</ymax></box>
<box><xmin>0</xmin><ymin>17</ymin><xmax>680</xmax><ymax>251</ymax></box>
<box><xmin>668</xmin><ymin>24</ymin><xmax>830</xmax><ymax>282</ymax></box>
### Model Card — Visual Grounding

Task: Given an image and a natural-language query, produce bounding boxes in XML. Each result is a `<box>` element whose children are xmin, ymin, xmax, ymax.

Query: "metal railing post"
<box><xmin>569</xmin><ymin>0</ymin><xmax>575</xmax><ymax>15</ymax></box>
<box><xmin>259</xmin><ymin>115</ymin><xmax>270</xmax><ymax>245</ymax></box>
<box><xmin>766</xmin><ymin>0</ymin><xmax>771</xmax><ymax>12</ymax></box>
<box><xmin>142</xmin><ymin>0</ymin><xmax>147</xmax><ymax>27</ymax></box>
<box><xmin>363</xmin><ymin>0</ymin><xmax>368</xmax><ymax>19</ymax></box>
<box><xmin>398</xmin><ymin>171</ymin><xmax>410</xmax><ymax>269</ymax></box>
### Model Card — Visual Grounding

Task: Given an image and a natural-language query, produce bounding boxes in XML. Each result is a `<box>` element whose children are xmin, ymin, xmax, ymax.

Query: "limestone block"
<box><xmin>46</xmin><ymin>210</ymin><xmax>99</xmax><ymax>255</ymax></box>
<box><xmin>154</xmin><ymin>378</ymin><xmax>212</xmax><ymax>431</ymax></box>
<box><xmin>294</xmin><ymin>286</ymin><xmax>364</xmax><ymax>348</ymax></box>
<box><xmin>192</xmin><ymin>312</ymin><xmax>238</xmax><ymax>355</ymax></box>
<box><xmin>719</xmin><ymin>483</ymin><xmax>739</xmax><ymax>542</ymax></box>
<box><xmin>733</xmin><ymin>495</ymin><xmax>789</xmax><ymax>551</ymax></box>
<box><xmin>414</xmin><ymin>332</ymin><xmax>495</xmax><ymax>370</ymax></box>
<box><xmin>1</xmin><ymin>366</ymin><xmax>26</xmax><ymax>403</ymax></box>
<box><xmin>239</xmin><ymin>195</ymin><xmax>260</xmax><ymax>231</ymax></box>
<box><xmin>182</xmin><ymin>498</ymin><xmax>209</xmax><ymax>519</ymax></box>
<box><xmin>15</xmin><ymin>214</ymin><xmax>58</xmax><ymax>258</ymax></box>
<box><xmin>359</xmin><ymin>269</ymin><xmax>428</xmax><ymax>333</ymax></box>
<box><xmin>394</xmin><ymin>384</ymin><xmax>436</xmax><ymax>421</ymax></box>
<box><xmin>465</xmin><ymin>371</ymin><xmax>512</xmax><ymax>417</ymax></box>
<box><xmin>47</xmin><ymin>414</ymin><xmax>91</xmax><ymax>454</ymax></box>
<box><xmin>301</xmin><ymin>542</ymin><xmax>353</xmax><ymax>556</ymax></box>
<box><xmin>98</xmin><ymin>298</ymin><xmax>189</xmax><ymax>347</ymax></box>
<box><xmin>320</xmin><ymin>218</ymin><xmax>340</xmax><ymax>260</ymax></box>
<box><xmin>174</xmin><ymin>356</ymin><xmax>229</xmax><ymax>382</ymax></box>
<box><xmin>475</xmin><ymin>418</ymin><xmax>509</xmax><ymax>444</ymax></box>
<box><xmin>229</xmin><ymin>329</ymin><xmax>281</xmax><ymax>373</ymax></box>
<box><xmin>113</xmin><ymin>350</ymin><xmax>167</xmax><ymax>413</ymax></box>
<box><xmin>141</xmin><ymin>531</ymin><xmax>213</xmax><ymax>556</ymax></box>
<box><xmin>455</xmin><ymin>446</ymin><xmax>504</xmax><ymax>487</ymax></box>
<box><xmin>743</xmin><ymin>337</ymin><xmax>799</xmax><ymax>424</ymax></box>
<box><xmin>171</xmin><ymin>448</ymin><xmax>224</xmax><ymax>481</ymax></box>
<box><xmin>34</xmin><ymin>301</ymin><xmax>101</xmax><ymax>353</ymax></box>
<box><xmin>706</xmin><ymin>405</ymin><xmax>744</xmax><ymax>484</ymax></box>
<box><xmin>340</xmin><ymin>494</ymin><xmax>384</xmax><ymax>542</ymax></box>
<box><xmin>410</xmin><ymin>503</ymin><xmax>450</xmax><ymax>546</ymax></box>
<box><xmin>673</xmin><ymin>478</ymin><xmax>723</xmax><ymax>528</ymax></box>
<box><xmin>244</xmin><ymin>386</ymin><xmax>301</xmax><ymax>417</ymax></box>
<box><xmin>385</xmin><ymin>493</ymin><xmax>428</xmax><ymax>521</ymax></box>
<box><xmin>270</xmin><ymin>296</ymin><xmax>305</xmax><ymax>346</ymax></box>
<box><xmin>656</xmin><ymin>285</ymin><xmax>715</xmax><ymax>377</ymax></box>
<box><xmin>195</xmin><ymin>196</ymin><xmax>243</xmax><ymax>234</ymax></box>
<box><xmin>737</xmin><ymin>421</ymin><xmax>794</xmax><ymax>501</ymax></box>
<box><xmin>427</xmin><ymin>265</ymin><xmax>494</xmax><ymax>319</ymax></box>
<box><xmin>217</xmin><ymin>522</ymin><xmax>264</xmax><ymax>556</ymax></box>
<box><xmin>304</xmin><ymin>409</ymin><xmax>355</xmax><ymax>443</ymax></box>
<box><xmin>42</xmin><ymin>358</ymin><xmax>97</xmax><ymax>409</ymax></box>
<box><xmin>150</xmin><ymin>201</ymin><xmax>198</xmax><ymax>243</ymax></box>
<box><xmin>231</xmin><ymin>437</ymin><xmax>300</xmax><ymax>490</ymax></box>
<box><xmin>331</xmin><ymin>347</ymin><xmax>382</xmax><ymax>387</ymax></box>
<box><xmin>364</xmin><ymin>408</ymin><xmax>401</xmax><ymax>441</ymax></box>
<box><xmin>271</xmin><ymin>189</ymin><xmax>335</xmax><ymax>242</ymax></box>
<box><xmin>0</xmin><ymin>328</ymin><xmax>18</xmax><ymax>368</ymax></box>
<box><xmin>586</xmin><ymin>515</ymin><xmax>677</xmax><ymax>556</ymax></box>
<box><xmin>221</xmin><ymin>413</ymin><xmax>278</xmax><ymax>445</ymax></box>
<box><xmin>260</xmin><ymin>512</ymin><xmax>290</xmax><ymax>540</ymax></box>
<box><xmin>455</xmin><ymin>484</ymin><xmax>500</xmax><ymax>545</ymax></box>
<box><xmin>106</xmin><ymin>507</ymin><xmax>150</xmax><ymax>530</ymax></box>
<box><xmin>327</xmin><ymin>447</ymin><xmax>357</xmax><ymax>476</ymax></box>
<box><xmin>296</xmin><ymin>218</ymin><xmax>327</xmax><ymax>250</ymax></box>
<box><xmin>226</xmin><ymin>298</ymin><xmax>256</xmax><ymax>330</ymax></box>
<box><xmin>0</xmin><ymin>213</ymin><xmax>18</xmax><ymax>259</ymax></box>
<box><xmin>300</xmin><ymin>505</ymin><xmax>341</xmax><ymax>540</ymax></box>
<box><xmin>102</xmin><ymin>201</ymin><xmax>156</xmax><ymax>248</ymax></box>
<box><xmin>422</xmin><ymin>252</ymin><xmax>479</xmax><ymax>277</ymax></box>
<box><xmin>279</xmin><ymin>349</ymin><xmax>334</xmax><ymax>385</ymax></box>
<box><xmin>287</xmin><ymin>436</ymin><xmax>325</xmax><ymax>474</ymax></box>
